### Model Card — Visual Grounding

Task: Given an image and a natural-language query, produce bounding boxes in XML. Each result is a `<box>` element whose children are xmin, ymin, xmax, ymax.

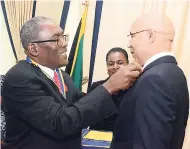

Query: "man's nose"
<box><xmin>129</xmin><ymin>37</ymin><xmax>133</xmax><ymax>47</ymax></box>
<box><xmin>127</xmin><ymin>36</ymin><xmax>132</xmax><ymax>47</ymax></box>
<box><xmin>63</xmin><ymin>42</ymin><xmax>68</xmax><ymax>48</ymax></box>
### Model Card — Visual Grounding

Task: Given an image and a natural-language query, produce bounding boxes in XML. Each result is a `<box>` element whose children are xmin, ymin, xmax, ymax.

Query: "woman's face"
<box><xmin>107</xmin><ymin>52</ymin><xmax>128</xmax><ymax>76</ymax></box>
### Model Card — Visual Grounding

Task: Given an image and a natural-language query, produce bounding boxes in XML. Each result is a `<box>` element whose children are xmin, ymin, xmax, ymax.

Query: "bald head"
<box><xmin>129</xmin><ymin>13</ymin><xmax>175</xmax><ymax>66</ymax></box>
<box><xmin>131</xmin><ymin>12</ymin><xmax>175</xmax><ymax>41</ymax></box>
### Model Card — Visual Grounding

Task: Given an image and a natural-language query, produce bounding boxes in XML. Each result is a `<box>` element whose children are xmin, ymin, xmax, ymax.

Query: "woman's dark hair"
<box><xmin>106</xmin><ymin>47</ymin><xmax>129</xmax><ymax>63</ymax></box>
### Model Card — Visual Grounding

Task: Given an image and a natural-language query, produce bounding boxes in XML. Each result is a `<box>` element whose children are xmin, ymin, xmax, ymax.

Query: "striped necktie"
<box><xmin>53</xmin><ymin>71</ymin><xmax>62</xmax><ymax>93</ymax></box>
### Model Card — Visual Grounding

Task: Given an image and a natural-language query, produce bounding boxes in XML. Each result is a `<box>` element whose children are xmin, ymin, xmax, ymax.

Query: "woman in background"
<box><xmin>88</xmin><ymin>47</ymin><xmax>129</xmax><ymax>131</ymax></box>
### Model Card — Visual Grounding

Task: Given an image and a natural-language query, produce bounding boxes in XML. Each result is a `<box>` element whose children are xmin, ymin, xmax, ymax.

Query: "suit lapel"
<box><xmin>143</xmin><ymin>56</ymin><xmax>177</xmax><ymax>73</ymax></box>
<box><xmin>61</xmin><ymin>72</ymin><xmax>77</xmax><ymax>105</ymax></box>
<box><xmin>33</xmin><ymin>65</ymin><xmax>69</xmax><ymax>104</ymax></box>
<box><xmin>62</xmin><ymin>78</ymin><xmax>73</xmax><ymax>105</ymax></box>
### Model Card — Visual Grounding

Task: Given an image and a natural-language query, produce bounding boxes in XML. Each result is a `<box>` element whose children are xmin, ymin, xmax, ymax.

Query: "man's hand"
<box><xmin>103</xmin><ymin>62</ymin><xmax>142</xmax><ymax>94</ymax></box>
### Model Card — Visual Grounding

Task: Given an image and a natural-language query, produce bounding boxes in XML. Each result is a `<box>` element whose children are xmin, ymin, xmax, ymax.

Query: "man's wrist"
<box><xmin>103</xmin><ymin>81</ymin><xmax>114</xmax><ymax>94</ymax></box>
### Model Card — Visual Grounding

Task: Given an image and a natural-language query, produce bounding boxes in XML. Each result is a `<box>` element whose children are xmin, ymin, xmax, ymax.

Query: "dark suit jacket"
<box><xmin>88</xmin><ymin>78</ymin><xmax>124</xmax><ymax>131</ymax></box>
<box><xmin>111</xmin><ymin>56</ymin><xmax>189</xmax><ymax>149</ymax></box>
<box><xmin>1</xmin><ymin>60</ymin><xmax>117</xmax><ymax>149</ymax></box>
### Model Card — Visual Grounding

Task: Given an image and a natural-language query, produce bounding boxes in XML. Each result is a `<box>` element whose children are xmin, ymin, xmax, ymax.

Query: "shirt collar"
<box><xmin>38</xmin><ymin>64</ymin><xmax>55</xmax><ymax>80</ymax></box>
<box><xmin>143</xmin><ymin>52</ymin><xmax>174</xmax><ymax>70</ymax></box>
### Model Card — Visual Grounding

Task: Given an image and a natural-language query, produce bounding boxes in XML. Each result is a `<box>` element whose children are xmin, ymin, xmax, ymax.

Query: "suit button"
<box><xmin>104</xmin><ymin>112</ymin><xmax>111</xmax><ymax>118</ymax></box>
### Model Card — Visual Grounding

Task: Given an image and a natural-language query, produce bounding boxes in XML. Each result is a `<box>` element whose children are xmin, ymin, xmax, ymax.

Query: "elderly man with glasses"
<box><xmin>111</xmin><ymin>12</ymin><xmax>189</xmax><ymax>149</ymax></box>
<box><xmin>1</xmin><ymin>16</ymin><xmax>142</xmax><ymax>149</ymax></box>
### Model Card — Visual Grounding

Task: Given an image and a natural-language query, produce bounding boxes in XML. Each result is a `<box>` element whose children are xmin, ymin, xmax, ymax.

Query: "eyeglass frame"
<box><xmin>127</xmin><ymin>29</ymin><xmax>150</xmax><ymax>38</ymax></box>
<box><xmin>127</xmin><ymin>29</ymin><xmax>173</xmax><ymax>39</ymax></box>
<box><xmin>31</xmin><ymin>34</ymin><xmax>69</xmax><ymax>47</ymax></box>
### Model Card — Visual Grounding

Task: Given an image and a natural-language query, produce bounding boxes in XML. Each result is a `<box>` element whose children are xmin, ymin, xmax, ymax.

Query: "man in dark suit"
<box><xmin>111</xmin><ymin>13</ymin><xmax>189</xmax><ymax>149</ymax></box>
<box><xmin>88</xmin><ymin>47</ymin><xmax>129</xmax><ymax>131</ymax></box>
<box><xmin>1</xmin><ymin>17</ymin><xmax>142</xmax><ymax>149</ymax></box>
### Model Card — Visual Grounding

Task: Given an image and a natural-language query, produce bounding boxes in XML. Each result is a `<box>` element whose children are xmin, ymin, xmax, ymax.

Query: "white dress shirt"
<box><xmin>38</xmin><ymin>64</ymin><xmax>55</xmax><ymax>80</ymax></box>
<box><xmin>38</xmin><ymin>64</ymin><xmax>67</xmax><ymax>98</ymax></box>
<box><xmin>143</xmin><ymin>52</ymin><xmax>174</xmax><ymax>70</ymax></box>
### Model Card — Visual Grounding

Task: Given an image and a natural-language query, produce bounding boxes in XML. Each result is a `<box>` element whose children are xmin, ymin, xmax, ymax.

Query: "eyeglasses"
<box><xmin>127</xmin><ymin>29</ymin><xmax>173</xmax><ymax>40</ymax></box>
<box><xmin>127</xmin><ymin>29</ymin><xmax>150</xmax><ymax>38</ymax></box>
<box><xmin>31</xmin><ymin>34</ymin><xmax>69</xmax><ymax>47</ymax></box>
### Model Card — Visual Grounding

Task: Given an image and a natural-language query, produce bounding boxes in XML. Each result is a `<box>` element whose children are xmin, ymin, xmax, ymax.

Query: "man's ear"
<box><xmin>148</xmin><ymin>30</ymin><xmax>156</xmax><ymax>43</ymax></box>
<box><xmin>27</xmin><ymin>43</ymin><xmax>39</xmax><ymax>57</ymax></box>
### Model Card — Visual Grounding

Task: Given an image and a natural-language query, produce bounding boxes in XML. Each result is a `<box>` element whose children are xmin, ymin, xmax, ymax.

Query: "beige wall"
<box><xmin>0</xmin><ymin>2</ymin><xmax>16</xmax><ymax>75</ymax></box>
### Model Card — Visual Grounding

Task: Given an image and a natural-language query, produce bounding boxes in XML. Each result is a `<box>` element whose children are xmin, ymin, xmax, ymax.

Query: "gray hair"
<box><xmin>20</xmin><ymin>16</ymin><xmax>54</xmax><ymax>50</ymax></box>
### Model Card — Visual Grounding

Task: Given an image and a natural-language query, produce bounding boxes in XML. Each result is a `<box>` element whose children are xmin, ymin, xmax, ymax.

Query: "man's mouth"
<box><xmin>59</xmin><ymin>52</ymin><xmax>67</xmax><ymax>57</ymax></box>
